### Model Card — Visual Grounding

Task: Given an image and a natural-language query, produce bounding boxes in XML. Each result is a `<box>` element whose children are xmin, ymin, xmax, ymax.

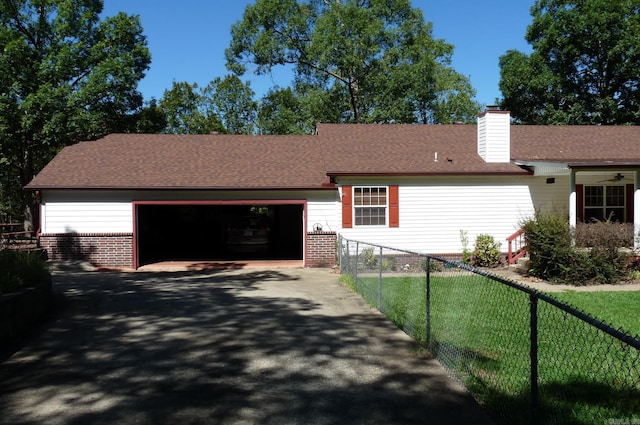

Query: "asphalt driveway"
<box><xmin>0</xmin><ymin>266</ymin><xmax>493</xmax><ymax>425</ymax></box>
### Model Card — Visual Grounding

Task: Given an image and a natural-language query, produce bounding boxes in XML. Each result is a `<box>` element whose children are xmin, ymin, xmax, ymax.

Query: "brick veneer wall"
<box><xmin>39</xmin><ymin>233</ymin><xmax>133</xmax><ymax>269</ymax></box>
<box><xmin>306</xmin><ymin>231</ymin><xmax>337</xmax><ymax>268</ymax></box>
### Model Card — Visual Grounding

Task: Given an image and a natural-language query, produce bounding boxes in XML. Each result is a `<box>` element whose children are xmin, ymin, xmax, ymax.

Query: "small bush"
<box><xmin>0</xmin><ymin>249</ymin><xmax>50</xmax><ymax>295</ymax></box>
<box><xmin>574</xmin><ymin>221</ymin><xmax>634</xmax><ymax>248</ymax></box>
<box><xmin>460</xmin><ymin>230</ymin><xmax>472</xmax><ymax>264</ymax></box>
<box><xmin>473</xmin><ymin>234</ymin><xmax>501</xmax><ymax>267</ymax></box>
<box><xmin>361</xmin><ymin>246</ymin><xmax>377</xmax><ymax>268</ymax></box>
<box><xmin>382</xmin><ymin>256</ymin><xmax>397</xmax><ymax>271</ymax></box>
<box><xmin>420</xmin><ymin>258</ymin><xmax>444</xmax><ymax>272</ymax></box>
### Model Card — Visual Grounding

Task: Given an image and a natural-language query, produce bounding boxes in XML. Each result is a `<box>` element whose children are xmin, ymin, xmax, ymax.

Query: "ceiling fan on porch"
<box><xmin>597</xmin><ymin>173</ymin><xmax>632</xmax><ymax>183</ymax></box>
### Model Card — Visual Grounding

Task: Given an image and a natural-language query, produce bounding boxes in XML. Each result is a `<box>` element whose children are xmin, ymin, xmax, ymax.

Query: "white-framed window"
<box><xmin>354</xmin><ymin>186</ymin><xmax>387</xmax><ymax>226</ymax></box>
<box><xmin>584</xmin><ymin>185</ymin><xmax>625</xmax><ymax>222</ymax></box>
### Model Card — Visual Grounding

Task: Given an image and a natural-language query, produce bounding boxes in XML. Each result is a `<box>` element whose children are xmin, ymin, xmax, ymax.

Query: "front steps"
<box><xmin>509</xmin><ymin>256</ymin><xmax>530</xmax><ymax>275</ymax></box>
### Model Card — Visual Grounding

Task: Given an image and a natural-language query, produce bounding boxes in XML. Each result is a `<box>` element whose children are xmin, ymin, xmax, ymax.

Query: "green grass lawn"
<box><xmin>550</xmin><ymin>291</ymin><xmax>640</xmax><ymax>337</ymax></box>
<box><xmin>343</xmin><ymin>272</ymin><xmax>640</xmax><ymax>424</ymax></box>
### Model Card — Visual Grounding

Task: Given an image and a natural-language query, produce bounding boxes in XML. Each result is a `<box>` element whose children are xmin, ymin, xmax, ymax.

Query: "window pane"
<box><xmin>584</xmin><ymin>207</ymin><xmax>605</xmax><ymax>222</ymax></box>
<box><xmin>585</xmin><ymin>186</ymin><xmax>603</xmax><ymax>207</ymax></box>
<box><xmin>354</xmin><ymin>207</ymin><xmax>386</xmax><ymax>226</ymax></box>
<box><xmin>605</xmin><ymin>208</ymin><xmax>625</xmax><ymax>222</ymax></box>
<box><xmin>606</xmin><ymin>186</ymin><xmax>625</xmax><ymax>207</ymax></box>
<box><xmin>353</xmin><ymin>187</ymin><xmax>387</xmax><ymax>226</ymax></box>
<box><xmin>354</xmin><ymin>188</ymin><xmax>364</xmax><ymax>206</ymax></box>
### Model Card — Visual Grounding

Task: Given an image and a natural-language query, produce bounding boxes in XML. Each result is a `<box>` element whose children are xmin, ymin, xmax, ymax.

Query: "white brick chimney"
<box><xmin>477</xmin><ymin>108</ymin><xmax>511</xmax><ymax>163</ymax></box>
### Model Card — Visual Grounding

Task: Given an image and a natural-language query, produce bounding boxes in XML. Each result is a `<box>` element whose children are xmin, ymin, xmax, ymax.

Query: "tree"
<box><xmin>204</xmin><ymin>75</ymin><xmax>257</xmax><ymax>134</ymax></box>
<box><xmin>226</xmin><ymin>0</ymin><xmax>480</xmax><ymax>125</ymax></box>
<box><xmin>159</xmin><ymin>76</ymin><xmax>257</xmax><ymax>135</ymax></box>
<box><xmin>126</xmin><ymin>98</ymin><xmax>167</xmax><ymax>133</ymax></box>
<box><xmin>159</xmin><ymin>81</ymin><xmax>224</xmax><ymax>134</ymax></box>
<box><xmin>257</xmin><ymin>87</ymin><xmax>314</xmax><ymax>134</ymax></box>
<box><xmin>499</xmin><ymin>0</ymin><xmax>640</xmax><ymax>124</ymax></box>
<box><xmin>0</xmin><ymin>0</ymin><xmax>150</xmax><ymax>221</ymax></box>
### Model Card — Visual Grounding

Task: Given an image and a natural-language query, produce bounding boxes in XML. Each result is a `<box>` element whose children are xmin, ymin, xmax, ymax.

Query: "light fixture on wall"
<box><xmin>313</xmin><ymin>223</ymin><xmax>323</xmax><ymax>232</ymax></box>
<box><xmin>546</xmin><ymin>178</ymin><xmax>555</xmax><ymax>184</ymax></box>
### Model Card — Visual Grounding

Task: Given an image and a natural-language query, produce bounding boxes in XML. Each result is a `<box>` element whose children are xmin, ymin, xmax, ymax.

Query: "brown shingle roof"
<box><xmin>316</xmin><ymin>123</ymin><xmax>526</xmax><ymax>175</ymax></box>
<box><xmin>511</xmin><ymin>125</ymin><xmax>640</xmax><ymax>164</ymax></box>
<box><xmin>27</xmin><ymin>134</ymin><xmax>327</xmax><ymax>190</ymax></box>
<box><xmin>25</xmin><ymin>123</ymin><xmax>640</xmax><ymax>190</ymax></box>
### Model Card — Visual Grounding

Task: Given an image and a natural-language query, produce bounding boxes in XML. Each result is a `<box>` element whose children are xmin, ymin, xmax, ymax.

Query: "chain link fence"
<box><xmin>338</xmin><ymin>236</ymin><xmax>640</xmax><ymax>425</ymax></box>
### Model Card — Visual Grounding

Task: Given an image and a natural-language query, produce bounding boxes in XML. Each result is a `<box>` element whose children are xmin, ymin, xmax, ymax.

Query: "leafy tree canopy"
<box><xmin>499</xmin><ymin>0</ymin><xmax>640</xmax><ymax>124</ymax></box>
<box><xmin>226</xmin><ymin>0</ymin><xmax>480</xmax><ymax>125</ymax></box>
<box><xmin>0</xmin><ymin>0</ymin><xmax>150</xmax><ymax>220</ymax></box>
<box><xmin>158</xmin><ymin>75</ymin><xmax>257</xmax><ymax>135</ymax></box>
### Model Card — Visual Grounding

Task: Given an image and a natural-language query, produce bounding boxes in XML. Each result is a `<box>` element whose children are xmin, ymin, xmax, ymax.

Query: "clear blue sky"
<box><xmin>101</xmin><ymin>0</ymin><xmax>534</xmax><ymax>106</ymax></box>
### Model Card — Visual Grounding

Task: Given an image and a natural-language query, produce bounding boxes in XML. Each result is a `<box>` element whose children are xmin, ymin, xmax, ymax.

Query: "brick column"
<box><xmin>306</xmin><ymin>231</ymin><xmax>337</xmax><ymax>267</ymax></box>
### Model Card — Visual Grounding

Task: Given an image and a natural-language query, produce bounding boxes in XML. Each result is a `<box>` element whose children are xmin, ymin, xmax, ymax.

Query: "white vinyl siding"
<box><xmin>42</xmin><ymin>202</ymin><xmax>132</xmax><ymax>234</ymax></box>
<box><xmin>307</xmin><ymin>193</ymin><xmax>339</xmax><ymax>232</ymax></box>
<box><xmin>40</xmin><ymin>189</ymin><xmax>339</xmax><ymax>234</ymax></box>
<box><xmin>338</xmin><ymin>176</ymin><xmax>569</xmax><ymax>254</ymax></box>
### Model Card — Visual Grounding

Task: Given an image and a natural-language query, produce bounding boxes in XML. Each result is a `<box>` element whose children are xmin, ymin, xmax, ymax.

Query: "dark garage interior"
<box><xmin>136</xmin><ymin>204</ymin><xmax>304</xmax><ymax>266</ymax></box>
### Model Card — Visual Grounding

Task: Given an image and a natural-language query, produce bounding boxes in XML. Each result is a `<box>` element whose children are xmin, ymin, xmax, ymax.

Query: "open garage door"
<box><xmin>136</xmin><ymin>203</ymin><xmax>304</xmax><ymax>266</ymax></box>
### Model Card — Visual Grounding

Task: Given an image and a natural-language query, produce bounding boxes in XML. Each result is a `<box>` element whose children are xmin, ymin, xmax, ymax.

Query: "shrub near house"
<box><xmin>0</xmin><ymin>250</ymin><xmax>52</xmax><ymax>346</ymax></box>
<box><xmin>522</xmin><ymin>214</ymin><xmax>633</xmax><ymax>285</ymax></box>
<box><xmin>0</xmin><ymin>249</ymin><xmax>50</xmax><ymax>294</ymax></box>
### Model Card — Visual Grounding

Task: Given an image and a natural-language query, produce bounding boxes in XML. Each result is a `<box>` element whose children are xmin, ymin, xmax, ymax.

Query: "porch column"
<box><xmin>569</xmin><ymin>169</ymin><xmax>577</xmax><ymax>229</ymax></box>
<box><xmin>633</xmin><ymin>170</ymin><xmax>640</xmax><ymax>248</ymax></box>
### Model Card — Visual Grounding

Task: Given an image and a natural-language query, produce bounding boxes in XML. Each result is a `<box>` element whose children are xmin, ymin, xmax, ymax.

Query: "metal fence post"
<box><xmin>530</xmin><ymin>294</ymin><xmax>539</xmax><ymax>425</ymax></box>
<box><xmin>378</xmin><ymin>245</ymin><xmax>383</xmax><ymax>311</ymax></box>
<box><xmin>345</xmin><ymin>240</ymin><xmax>350</xmax><ymax>274</ymax></box>
<box><xmin>354</xmin><ymin>241</ymin><xmax>359</xmax><ymax>284</ymax></box>
<box><xmin>338</xmin><ymin>234</ymin><xmax>342</xmax><ymax>272</ymax></box>
<box><xmin>425</xmin><ymin>256</ymin><xmax>431</xmax><ymax>349</ymax></box>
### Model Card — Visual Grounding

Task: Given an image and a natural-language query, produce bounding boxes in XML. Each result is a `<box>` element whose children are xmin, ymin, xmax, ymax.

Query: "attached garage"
<box><xmin>135</xmin><ymin>201</ymin><xmax>305</xmax><ymax>266</ymax></box>
<box><xmin>27</xmin><ymin>133</ymin><xmax>339</xmax><ymax>269</ymax></box>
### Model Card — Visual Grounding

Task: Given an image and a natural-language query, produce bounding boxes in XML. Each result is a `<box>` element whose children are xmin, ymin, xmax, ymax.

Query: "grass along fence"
<box><xmin>338</xmin><ymin>236</ymin><xmax>640</xmax><ymax>425</ymax></box>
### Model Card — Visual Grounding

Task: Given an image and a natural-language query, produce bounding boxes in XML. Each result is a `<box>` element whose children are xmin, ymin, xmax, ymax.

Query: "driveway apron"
<box><xmin>0</xmin><ymin>267</ymin><xmax>493</xmax><ymax>425</ymax></box>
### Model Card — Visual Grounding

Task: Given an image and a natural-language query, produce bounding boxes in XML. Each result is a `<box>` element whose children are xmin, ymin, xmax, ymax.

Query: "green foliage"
<box><xmin>128</xmin><ymin>99</ymin><xmax>167</xmax><ymax>133</ymax></box>
<box><xmin>227</xmin><ymin>0</ymin><xmax>480</xmax><ymax>125</ymax></box>
<box><xmin>360</xmin><ymin>246</ymin><xmax>377</xmax><ymax>268</ymax></box>
<box><xmin>257</xmin><ymin>87</ymin><xmax>314</xmax><ymax>135</ymax></box>
<box><xmin>499</xmin><ymin>0</ymin><xmax>640</xmax><ymax>125</ymax></box>
<box><xmin>159</xmin><ymin>76</ymin><xmax>257</xmax><ymax>135</ymax></box>
<box><xmin>522</xmin><ymin>212</ymin><xmax>573</xmax><ymax>281</ymax></box>
<box><xmin>0</xmin><ymin>250</ymin><xmax>50</xmax><ymax>295</ymax></box>
<box><xmin>159</xmin><ymin>81</ymin><xmax>225</xmax><ymax>134</ymax></box>
<box><xmin>522</xmin><ymin>213</ymin><xmax>632</xmax><ymax>285</ymax></box>
<box><xmin>381</xmin><ymin>256</ymin><xmax>397</xmax><ymax>272</ymax></box>
<box><xmin>473</xmin><ymin>234</ymin><xmax>501</xmax><ymax>267</ymax></box>
<box><xmin>204</xmin><ymin>75</ymin><xmax>258</xmax><ymax>134</ymax></box>
<box><xmin>459</xmin><ymin>230</ymin><xmax>472</xmax><ymax>264</ymax></box>
<box><xmin>420</xmin><ymin>258</ymin><xmax>444</xmax><ymax>272</ymax></box>
<box><xmin>0</xmin><ymin>0</ymin><xmax>151</xmax><ymax>220</ymax></box>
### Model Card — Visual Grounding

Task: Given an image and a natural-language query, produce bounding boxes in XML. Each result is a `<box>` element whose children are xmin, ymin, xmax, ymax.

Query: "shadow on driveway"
<box><xmin>0</xmin><ymin>268</ymin><xmax>493</xmax><ymax>425</ymax></box>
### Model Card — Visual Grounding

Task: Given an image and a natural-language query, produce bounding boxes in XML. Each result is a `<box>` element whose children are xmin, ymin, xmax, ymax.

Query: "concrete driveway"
<box><xmin>0</xmin><ymin>266</ymin><xmax>493</xmax><ymax>425</ymax></box>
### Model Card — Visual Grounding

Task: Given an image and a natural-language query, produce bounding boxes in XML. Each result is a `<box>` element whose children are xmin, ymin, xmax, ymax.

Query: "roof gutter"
<box><xmin>23</xmin><ymin>185</ymin><xmax>336</xmax><ymax>191</ymax></box>
<box><xmin>326</xmin><ymin>170</ymin><xmax>532</xmax><ymax>177</ymax></box>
